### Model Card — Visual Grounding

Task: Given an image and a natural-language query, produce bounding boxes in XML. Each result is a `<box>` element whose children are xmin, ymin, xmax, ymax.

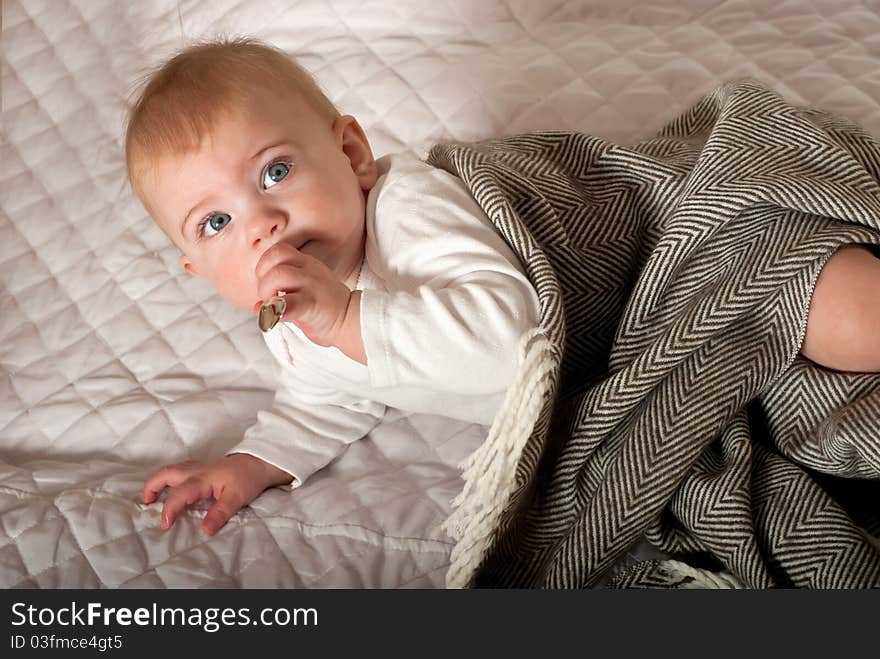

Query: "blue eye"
<box><xmin>201</xmin><ymin>212</ymin><xmax>231</xmax><ymax>238</ymax></box>
<box><xmin>263</xmin><ymin>161</ymin><xmax>291</xmax><ymax>189</ymax></box>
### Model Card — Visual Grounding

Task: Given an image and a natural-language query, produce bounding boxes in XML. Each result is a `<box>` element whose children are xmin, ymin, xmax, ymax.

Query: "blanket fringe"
<box><xmin>655</xmin><ymin>560</ymin><xmax>746</xmax><ymax>589</ymax></box>
<box><xmin>444</xmin><ymin>327</ymin><xmax>557</xmax><ymax>588</ymax></box>
<box><xmin>609</xmin><ymin>559</ymin><xmax>747</xmax><ymax>589</ymax></box>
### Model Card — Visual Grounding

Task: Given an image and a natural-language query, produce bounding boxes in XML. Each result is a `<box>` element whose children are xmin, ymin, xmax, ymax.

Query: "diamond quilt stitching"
<box><xmin>3</xmin><ymin>0</ymin><xmax>880</xmax><ymax>588</ymax></box>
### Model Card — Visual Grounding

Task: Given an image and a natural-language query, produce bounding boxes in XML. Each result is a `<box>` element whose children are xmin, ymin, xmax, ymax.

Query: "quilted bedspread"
<box><xmin>3</xmin><ymin>0</ymin><xmax>880</xmax><ymax>588</ymax></box>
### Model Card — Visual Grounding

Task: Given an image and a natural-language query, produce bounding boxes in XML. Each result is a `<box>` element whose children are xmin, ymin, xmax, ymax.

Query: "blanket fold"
<box><xmin>427</xmin><ymin>79</ymin><xmax>880</xmax><ymax>588</ymax></box>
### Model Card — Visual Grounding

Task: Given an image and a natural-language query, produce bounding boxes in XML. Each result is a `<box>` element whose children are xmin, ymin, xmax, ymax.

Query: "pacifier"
<box><xmin>258</xmin><ymin>291</ymin><xmax>287</xmax><ymax>332</ymax></box>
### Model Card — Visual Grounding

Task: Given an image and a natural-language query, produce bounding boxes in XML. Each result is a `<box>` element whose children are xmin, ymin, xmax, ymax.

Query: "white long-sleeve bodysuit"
<box><xmin>227</xmin><ymin>152</ymin><xmax>541</xmax><ymax>487</ymax></box>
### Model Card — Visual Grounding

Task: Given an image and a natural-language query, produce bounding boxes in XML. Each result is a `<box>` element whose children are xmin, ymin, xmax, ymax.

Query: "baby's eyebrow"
<box><xmin>250</xmin><ymin>140</ymin><xmax>289</xmax><ymax>161</ymax></box>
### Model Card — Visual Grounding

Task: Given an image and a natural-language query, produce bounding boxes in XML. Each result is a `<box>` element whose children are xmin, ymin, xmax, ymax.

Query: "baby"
<box><xmin>126</xmin><ymin>38</ymin><xmax>880</xmax><ymax>536</ymax></box>
<box><xmin>125</xmin><ymin>38</ymin><xmax>541</xmax><ymax>534</ymax></box>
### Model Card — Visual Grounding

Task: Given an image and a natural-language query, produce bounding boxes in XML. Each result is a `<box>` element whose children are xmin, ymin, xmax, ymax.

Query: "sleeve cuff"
<box><xmin>226</xmin><ymin>410</ymin><xmax>350</xmax><ymax>489</ymax></box>
<box><xmin>360</xmin><ymin>288</ymin><xmax>396</xmax><ymax>389</ymax></box>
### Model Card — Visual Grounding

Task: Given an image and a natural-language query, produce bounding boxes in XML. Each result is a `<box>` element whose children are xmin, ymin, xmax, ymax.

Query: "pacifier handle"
<box><xmin>258</xmin><ymin>290</ymin><xmax>287</xmax><ymax>332</ymax></box>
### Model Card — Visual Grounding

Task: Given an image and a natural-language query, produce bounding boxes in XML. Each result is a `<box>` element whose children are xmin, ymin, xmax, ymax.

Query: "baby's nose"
<box><xmin>248</xmin><ymin>209</ymin><xmax>286</xmax><ymax>247</ymax></box>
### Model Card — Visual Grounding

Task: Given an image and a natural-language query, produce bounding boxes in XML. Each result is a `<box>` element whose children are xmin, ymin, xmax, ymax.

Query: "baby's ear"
<box><xmin>334</xmin><ymin>115</ymin><xmax>378</xmax><ymax>190</ymax></box>
<box><xmin>179</xmin><ymin>253</ymin><xmax>201</xmax><ymax>278</ymax></box>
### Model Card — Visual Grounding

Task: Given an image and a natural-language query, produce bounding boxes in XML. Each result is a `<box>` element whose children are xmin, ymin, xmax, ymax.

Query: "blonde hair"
<box><xmin>125</xmin><ymin>37</ymin><xmax>339</xmax><ymax>200</ymax></box>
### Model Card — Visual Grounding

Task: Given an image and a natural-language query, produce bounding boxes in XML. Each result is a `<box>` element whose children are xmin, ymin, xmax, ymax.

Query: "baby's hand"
<box><xmin>255</xmin><ymin>242</ymin><xmax>352</xmax><ymax>347</ymax></box>
<box><xmin>142</xmin><ymin>454</ymin><xmax>292</xmax><ymax>535</ymax></box>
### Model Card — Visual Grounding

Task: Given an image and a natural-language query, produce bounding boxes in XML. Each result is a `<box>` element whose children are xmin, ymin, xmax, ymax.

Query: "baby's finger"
<box><xmin>255</xmin><ymin>241</ymin><xmax>304</xmax><ymax>280</ymax></box>
<box><xmin>202</xmin><ymin>489</ymin><xmax>246</xmax><ymax>536</ymax></box>
<box><xmin>257</xmin><ymin>264</ymin><xmax>303</xmax><ymax>303</ymax></box>
<box><xmin>160</xmin><ymin>478</ymin><xmax>211</xmax><ymax>530</ymax></box>
<box><xmin>142</xmin><ymin>463</ymin><xmax>196</xmax><ymax>504</ymax></box>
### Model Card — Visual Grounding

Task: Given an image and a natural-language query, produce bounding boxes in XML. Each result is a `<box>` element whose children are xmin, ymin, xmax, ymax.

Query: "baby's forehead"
<box><xmin>139</xmin><ymin>110</ymin><xmax>272</xmax><ymax>172</ymax></box>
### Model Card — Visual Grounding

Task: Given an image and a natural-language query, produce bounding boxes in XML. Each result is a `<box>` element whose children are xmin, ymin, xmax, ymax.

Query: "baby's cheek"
<box><xmin>212</xmin><ymin>256</ymin><xmax>255</xmax><ymax>311</ymax></box>
<box><xmin>298</xmin><ymin>190</ymin><xmax>333</xmax><ymax>220</ymax></box>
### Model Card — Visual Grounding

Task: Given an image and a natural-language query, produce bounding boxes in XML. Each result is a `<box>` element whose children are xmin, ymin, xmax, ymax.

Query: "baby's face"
<box><xmin>139</xmin><ymin>97</ymin><xmax>376</xmax><ymax>313</ymax></box>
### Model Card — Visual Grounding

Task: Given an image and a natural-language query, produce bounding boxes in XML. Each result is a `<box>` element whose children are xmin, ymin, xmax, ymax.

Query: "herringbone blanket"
<box><xmin>426</xmin><ymin>79</ymin><xmax>880</xmax><ymax>588</ymax></box>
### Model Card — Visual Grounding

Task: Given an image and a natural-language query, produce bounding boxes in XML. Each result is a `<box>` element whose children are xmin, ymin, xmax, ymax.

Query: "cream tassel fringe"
<box><xmin>443</xmin><ymin>328</ymin><xmax>557</xmax><ymax>588</ymax></box>
<box><xmin>658</xmin><ymin>560</ymin><xmax>747</xmax><ymax>589</ymax></box>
